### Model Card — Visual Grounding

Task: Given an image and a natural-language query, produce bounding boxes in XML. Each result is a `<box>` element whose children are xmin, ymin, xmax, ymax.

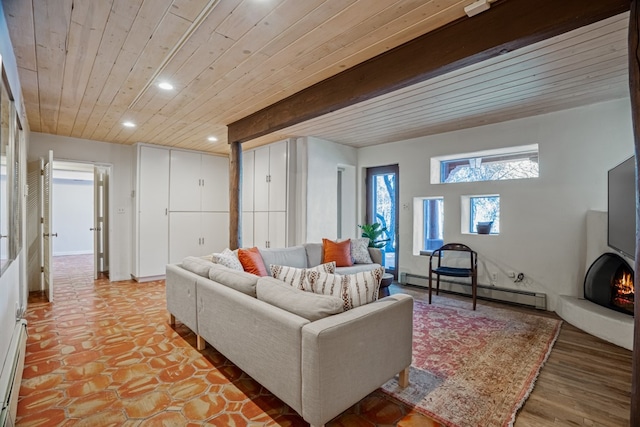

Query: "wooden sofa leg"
<box><xmin>398</xmin><ymin>367</ymin><xmax>410</xmax><ymax>388</ymax></box>
<box><xmin>196</xmin><ymin>335</ymin><xmax>206</xmax><ymax>351</ymax></box>
<box><xmin>169</xmin><ymin>313</ymin><xmax>175</xmax><ymax>326</ymax></box>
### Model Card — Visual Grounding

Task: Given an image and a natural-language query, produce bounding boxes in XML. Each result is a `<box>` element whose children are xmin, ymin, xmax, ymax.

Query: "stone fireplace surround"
<box><xmin>555</xmin><ymin>211</ymin><xmax>633</xmax><ymax>350</ymax></box>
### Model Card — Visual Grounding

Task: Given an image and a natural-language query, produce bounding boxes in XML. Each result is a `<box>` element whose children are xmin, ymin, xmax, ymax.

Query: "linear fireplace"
<box><xmin>584</xmin><ymin>253</ymin><xmax>634</xmax><ymax>316</ymax></box>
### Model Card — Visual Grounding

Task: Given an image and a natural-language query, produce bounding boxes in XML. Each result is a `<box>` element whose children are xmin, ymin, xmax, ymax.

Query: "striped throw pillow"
<box><xmin>306</xmin><ymin>266</ymin><xmax>384</xmax><ymax>311</ymax></box>
<box><xmin>270</xmin><ymin>262</ymin><xmax>336</xmax><ymax>289</ymax></box>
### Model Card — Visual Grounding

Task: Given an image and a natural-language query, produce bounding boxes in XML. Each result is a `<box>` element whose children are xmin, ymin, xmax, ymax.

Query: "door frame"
<box><xmin>365</xmin><ymin>164</ymin><xmax>399</xmax><ymax>278</ymax></box>
<box><xmin>48</xmin><ymin>159</ymin><xmax>113</xmax><ymax>280</ymax></box>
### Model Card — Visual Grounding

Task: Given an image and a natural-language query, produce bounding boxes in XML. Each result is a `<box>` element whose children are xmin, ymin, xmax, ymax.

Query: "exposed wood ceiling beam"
<box><xmin>227</xmin><ymin>0</ymin><xmax>630</xmax><ymax>144</ymax></box>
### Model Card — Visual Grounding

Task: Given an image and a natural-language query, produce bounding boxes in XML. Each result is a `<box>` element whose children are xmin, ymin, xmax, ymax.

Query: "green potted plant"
<box><xmin>358</xmin><ymin>223</ymin><xmax>390</xmax><ymax>248</ymax></box>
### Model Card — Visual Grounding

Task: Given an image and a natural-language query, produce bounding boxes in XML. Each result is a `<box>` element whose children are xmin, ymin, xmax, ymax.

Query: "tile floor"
<box><xmin>17</xmin><ymin>255</ymin><xmax>440</xmax><ymax>426</ymax></box>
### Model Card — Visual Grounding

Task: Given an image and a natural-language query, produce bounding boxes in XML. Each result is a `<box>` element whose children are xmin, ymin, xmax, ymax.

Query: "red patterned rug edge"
<box><xmin>379</xmin><ymin>304</ymin><xmax>564</xmax><ymax>427</ymax></box>
<box><xmin>504</xmin><ymin>319</ymin><xmax>563</xmax><ymax>427</ymax></box>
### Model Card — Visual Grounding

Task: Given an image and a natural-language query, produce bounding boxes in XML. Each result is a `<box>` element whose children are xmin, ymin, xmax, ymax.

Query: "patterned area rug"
<box><xmin>381</xmin><ymin>297</ymin><xmax>562</xmax><ymax>427</ymax></box>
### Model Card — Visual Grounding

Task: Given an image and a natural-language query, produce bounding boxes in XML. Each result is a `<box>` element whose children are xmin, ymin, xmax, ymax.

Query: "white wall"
<box><xmin>52</xmin><ymin>178</ymin><xmax>93</xmax><ymax>256</ymax></box>
<box><xmin>0</xmin><ymin>1</ymin><xmax>29</xmax><ymax>388</ymax></box>
<box><xmin>28</xmin><ymin>133</ymin><xmax>133</xmax><ymax>281</ymax></box>
<box><xmin>357</xmin><ymin>99</ymin><xmax>634</xmax><ymax>311</ymax></box>
<box><xmin>304</xmin><ymin>137</ymin><xmax>358</xmax><ymax>242</ymax></box>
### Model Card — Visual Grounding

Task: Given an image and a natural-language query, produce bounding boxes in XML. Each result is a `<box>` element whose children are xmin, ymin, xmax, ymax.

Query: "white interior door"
<box><xmin>26</xmin><ymin>160</ymin><xmax>42</xmax><ymax>292</ymax></box>
<box><xmin>93</xmin><ymin>166</ymin><xmax>109</xmax><ymax>279</ymax></box>
<box><xmin>42</xmin><ymin>150</ymin><xmax>54</xmax><ymax>302</ymax></box>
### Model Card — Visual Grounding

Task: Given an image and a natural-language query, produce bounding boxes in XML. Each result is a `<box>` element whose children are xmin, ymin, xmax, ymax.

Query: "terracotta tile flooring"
<box><xmin>17</xmin><ymin>255</ymin><xmax>440</xmax><ymax>426</ymax></box>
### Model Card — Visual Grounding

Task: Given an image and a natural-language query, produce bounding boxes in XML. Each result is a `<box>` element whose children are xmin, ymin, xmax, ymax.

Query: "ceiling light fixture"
<box><xmin>128</xmin><ymin>0</ymin><xmax>222</xmax><ymax>109</ymax></box>
<box><xmin>158</xmin><ymin>82</ymin><xmax>174</xmax><ymax>90</ymax></box>
<box><xmin>464</xmin><ymin>0</ymin><xmax>491</xmax><ymax>17</ymax></box>
<box><xmin>122</xmin><ymin>121</ymin><xmax>136</xmax><ymax>128</ymax></box>
<box><xmin>207</xmin><ymin>136</ymin><xmax>218</xmax><ymax>142</ymax></box>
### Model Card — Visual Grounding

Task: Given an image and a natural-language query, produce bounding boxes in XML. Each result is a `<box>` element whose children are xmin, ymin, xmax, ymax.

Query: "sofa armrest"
<box><xmin>300</xmin><ymin>293</ymin><xmax>413</xmax><ymax>426</ymax></box>
<box><xmin>367</xmin><ymin>247</ymin><xmax>382</xmax><ymax>265</ymax></box>
<box><xmin>165</xmin><ymin>264</ymin><xmax>199</xmax><ymax>334</ymax></box>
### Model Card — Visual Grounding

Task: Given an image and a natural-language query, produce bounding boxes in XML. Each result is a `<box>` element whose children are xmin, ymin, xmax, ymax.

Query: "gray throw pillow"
<box><xmin>350</xmin><ymin>237</ymin><xmax>372</xmax><ymax>264</ymax></box>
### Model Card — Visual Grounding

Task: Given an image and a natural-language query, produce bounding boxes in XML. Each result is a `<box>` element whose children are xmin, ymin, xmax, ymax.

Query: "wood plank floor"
<box><xmin>392</xmin><ymin>284</ymin><xmax>633</xmax><ymax>426</ymax></box>
<box><xmin>19</xmin><ymin>255</ymin><xmax>632</xmax><ymax>426</ymax></box>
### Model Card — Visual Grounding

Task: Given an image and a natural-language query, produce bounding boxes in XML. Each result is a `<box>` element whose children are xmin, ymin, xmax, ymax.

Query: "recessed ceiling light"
<box><xmin>122</xmin><ymin>121</ymin><xmax>136</xmax><ymax>128</ymax></box>
<box><xmin>158</xmin><ymin>82</ymin><xmax>174</xmax><ymax>90</ymax></box>
<box><xmin>207</xmin><ymin>136</ymin><xmax>218</xmax><ymax>142</ymax></box>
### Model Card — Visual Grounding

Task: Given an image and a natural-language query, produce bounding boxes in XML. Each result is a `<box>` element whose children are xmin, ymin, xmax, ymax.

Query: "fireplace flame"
<box><xmin>615</xmin><ymin>271</ymin><xmax>634</xmax><ymax>297</ymax></box>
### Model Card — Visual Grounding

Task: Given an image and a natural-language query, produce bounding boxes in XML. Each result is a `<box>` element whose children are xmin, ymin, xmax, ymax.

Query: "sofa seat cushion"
<box><xmin>259</xmin><ymin>246</ymin><xmax>308</xmax><ymax>270</ymax></box>
<box><xmin>256</xmin><ymin>277</ymin><xmax>344</xmax><ymax>321</ymax></box>
<box><xmin>270</xmin><ymin>262</ymin><xmax>336</xmax><ymax>289</ymax></box>
<box><xmin>335</xmin><ymin>263</ymin><xmax>382</xmax><ymax>275</ymax></box>
<box><xmin>306</xmin><ymin>266</ymin><xmax>385</xmax><ymax>311</ymax></box>
<box><xmin>182</xmin><ymin>256</ymin><xmax>217</xmax><ymax>277</ymax></box>
<box><xmin>208</xmin><ymin>264</ymin><xmax>260</xmax><ymax>297</ymax></box>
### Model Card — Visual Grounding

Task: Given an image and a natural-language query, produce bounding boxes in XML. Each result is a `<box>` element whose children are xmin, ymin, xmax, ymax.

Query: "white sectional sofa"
<box><xmin>165</xmin><ymin>243</ymin><xmax>413</xmax><ymax>427</ymax></box>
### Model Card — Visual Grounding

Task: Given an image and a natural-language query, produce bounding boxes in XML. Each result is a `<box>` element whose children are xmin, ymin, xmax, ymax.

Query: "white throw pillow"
<box><xmin>212</xmin><ymin>248</ymin><xmax>243</xmax><ymax>271</ymax></box>
<box><xmin>350</xmin><ymin>237</ymin><xmax>372</xmax><ymax>264</ymax></box>
<box><xmin>306</xmin><ymin>266</ymin><xmax>384</xmax><ymax>311</ymax></box>
<box><xmin>270</xmin><ymin>262</ymin><xmax>336</xmax><ymax>289</ymax></box>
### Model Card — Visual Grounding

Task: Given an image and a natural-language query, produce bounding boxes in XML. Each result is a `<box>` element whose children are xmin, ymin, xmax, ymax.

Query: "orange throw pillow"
<box><xmin>322</xmin><ymin>238</ymin><xmax>353</xmax><ymax>267</ymax></box>
<box><xmin>237</xmin><ymin>247</ymin><xmax>268</xmax><ymax>276</ymax></box>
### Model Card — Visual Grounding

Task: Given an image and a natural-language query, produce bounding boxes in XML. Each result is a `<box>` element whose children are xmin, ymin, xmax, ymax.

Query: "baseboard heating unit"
<box><xmin>0</xmin><ymin>320</ymin><xmax>27</xmax><ymax>427</ymax></box>
<box><xmin>400</xmin><ymin>272</ymin><xmax>546</xmax><ymax>310</ymax></box>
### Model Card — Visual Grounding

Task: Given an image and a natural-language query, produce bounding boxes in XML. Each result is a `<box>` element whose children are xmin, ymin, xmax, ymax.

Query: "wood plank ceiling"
<box><xmin>1</xmin><ymin>0</ymin><xmax>629</xmax><ymax>154</ymax></box>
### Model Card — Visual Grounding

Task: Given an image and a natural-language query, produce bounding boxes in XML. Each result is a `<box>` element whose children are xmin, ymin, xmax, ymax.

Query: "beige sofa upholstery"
<box><xmin>165</xmin><ymin>244</ymin><xmax>412</xmax><ymax>427</ymax></box>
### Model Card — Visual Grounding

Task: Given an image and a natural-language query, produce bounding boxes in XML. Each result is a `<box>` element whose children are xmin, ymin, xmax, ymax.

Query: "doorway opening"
<box><xmin>52</xmin><ymin>161</ymin><xmax>110</xmax><ymax>283</ymax></box>
<box><xmin>366</xmin><ymin>164</ymin><xmax>399</xmax><ymax>279</ymax></box>
<box><xmin>27</xmin><ymin>156</ymin><xmax>111</xmax><ymax>302</ymax></box>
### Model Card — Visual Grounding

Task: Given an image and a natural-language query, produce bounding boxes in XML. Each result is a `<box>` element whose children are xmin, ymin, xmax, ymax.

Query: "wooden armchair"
<box><xmin>428</xmin><ymin>243</ymin><xmax>478</xmax><ymax>310</ymax></box>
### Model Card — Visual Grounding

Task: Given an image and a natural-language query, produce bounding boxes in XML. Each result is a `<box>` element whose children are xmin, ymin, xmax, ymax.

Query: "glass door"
<box><xmin>366</xmin><ymin>164</ymin><xmax>399</xmax><ymax>278</ymax></box>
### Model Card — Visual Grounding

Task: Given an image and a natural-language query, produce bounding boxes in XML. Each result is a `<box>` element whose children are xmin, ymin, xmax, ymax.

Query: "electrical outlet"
<box><xmin>490</xmin><ymin>272</ymin><xmax>497</xmax><ymax>285</ymax></box>
<box><xmin>117</xmin><ymin>207</ymin><xmax>126</xmax><ymax>214</ymax></box>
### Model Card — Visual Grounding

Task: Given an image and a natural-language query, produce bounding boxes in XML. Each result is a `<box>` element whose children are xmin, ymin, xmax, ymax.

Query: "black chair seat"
<box><xmin>433</xmin><ymin>266</ymin><xmax>473</xmax><ymax>277</ymax></box>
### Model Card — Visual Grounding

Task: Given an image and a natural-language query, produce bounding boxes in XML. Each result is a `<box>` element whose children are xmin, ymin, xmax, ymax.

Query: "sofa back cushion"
<box><xmin>208</xmin><ymin>264</ymin><xmax>260</xmax><ymax>297</ymax></box>
<box><xmin>304</xmin><ymin>243</ymin><xmax>323</xmax><ymax>267</ymax></box>
<box><xmin>256</xmin><ymin>277</ymin><xmax>343</xmax><ymax>321</ymax></box>
<box><xmin>182</xmin><ymin>256</ymin><xmax>217</xmax><ymax>278</ymax></box>
<box><xmin>259</xmin><ymin>245</ymin><xmax>308</xmax><ymax>270</ymax></box>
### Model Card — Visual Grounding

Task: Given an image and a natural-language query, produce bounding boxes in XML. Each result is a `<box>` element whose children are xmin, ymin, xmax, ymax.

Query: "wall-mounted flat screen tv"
<box><xmin>608</xmin><ymin>156</ymin><xmax>636</xmax><ymax>260</ymax></box>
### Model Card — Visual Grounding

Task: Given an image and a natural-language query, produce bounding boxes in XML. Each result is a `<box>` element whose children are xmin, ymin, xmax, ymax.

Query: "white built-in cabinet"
<box><xmin>168</xmin><ymin>151</ymin><xmax>229</xmax><ymax>264</ymax></box>
<box><xmin>133</xmin><ymin>146</ymin><xmax>170</xmax><ymax>280</ymax></box>
<box><xmin>169</xmin><ymin>151</ymin><xmax>228</xmax><ymax>212</ymax></box>
<box><xmin>242</xmin><ymin>140</ymin><xmax>292</xmax><ymax>248</ymax></box>
<box><xmin>133</xmin><ymin>144</ymin><xmax>229</xmax><ymax>281</ymax></box>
